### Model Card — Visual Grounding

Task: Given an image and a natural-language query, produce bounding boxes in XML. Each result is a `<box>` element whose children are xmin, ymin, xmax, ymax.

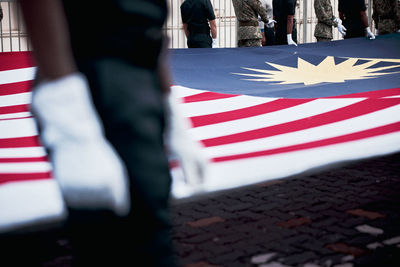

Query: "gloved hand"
<box><xmin>165</xmin><ymin>90</ymin><xmax>208</xmax><ymax>190</ymax></box>
<box><xmin>266</xmin><ymin>19</ymin><xmax>276</xmax><ymax>28</ymax></box>
<box><xmin>212</xmin><ymin>38</ymin><xmax>219</xmax><ymax>48</ymax></box>
<box><xmin>337</xmin><ymin>23</ymin><xmax>347</xmax><ymax>37</ymax></box>
<box><xmin>287</xmin><ymin>34</ymin><xmax>297</xmax><ymax>46</ymax></box>
<box><xmin>31</xmin><ymin>73</ymin><xmax>130</xmax><ymax>216</ymax></box>
<box><xmin>365</xmin><ymin>27</ymin><xmax>375</xmax><ymax>39</ymax></box>
<box><xmin>333</xmin><ymin>17</ymin><xmax>342</xmax><ymax>25</ymax></box>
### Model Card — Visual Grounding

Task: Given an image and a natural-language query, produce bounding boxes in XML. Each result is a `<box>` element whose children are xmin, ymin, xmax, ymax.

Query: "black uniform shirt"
<box><xmin>180</xmin><ymin>0</ymin><xmax>216</xmax><ymax>34</ymax></box>
<box><xmin>62</xmin><ymin>0</ymin><xmax>167</xmax><ymax>69</ymax></box>
<box><xmin>273</xmin><ymin>0</ymin><xmax>296</xmax><ymax>21</ymax></box>
<box><xmin>338</xmin><ymin>0</ymin><xmax>367</xmax><ymax>21</ymax></box>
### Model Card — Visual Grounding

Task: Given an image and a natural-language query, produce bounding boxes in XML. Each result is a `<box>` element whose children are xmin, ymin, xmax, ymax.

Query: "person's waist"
<box><xmin>239</xmin><ymin>20</ymin><xmax>259</xmax><ymax>27</ymax></box>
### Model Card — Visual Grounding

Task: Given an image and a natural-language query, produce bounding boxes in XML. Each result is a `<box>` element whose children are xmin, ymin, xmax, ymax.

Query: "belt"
<box><xmin>239</xmin><ymin>20</ymin><xmax>259</xmax><ymax>27</ymax></box>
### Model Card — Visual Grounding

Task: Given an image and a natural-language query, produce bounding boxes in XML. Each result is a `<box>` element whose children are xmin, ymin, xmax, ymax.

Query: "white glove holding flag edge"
<box><xmin>164</xmin><ymin>90</ymin><xmax>209</xmax><ymax>196</ymax></box>
<box><xmin>212</xmin><ymin>38</ymin><xmax>219</xmax><ymax>48</ymax></box>
<box><xmin>31</xmin><ymin>73</ymin><xmax>130</xmax><ymax>216</ymax></box>
<box><xmin>287</xmin><ymin>34</ymin><xmax>297</xmax><ymax>46</ymax></box>
<box><xmin>365</xmin><ymin>27</ymin><xmax>375</xmax><ymax>39</ymax></box>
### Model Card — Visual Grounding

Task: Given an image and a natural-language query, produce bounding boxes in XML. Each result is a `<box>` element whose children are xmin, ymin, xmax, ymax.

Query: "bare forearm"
<box><xmin>360</xmin><ymin>11</ymin><xmax>369</xmax><ymax>28</ymax></box>
<box><xmin>183</xmin><ymin>23</ymin><xmax>189</xmax><ymax>38</ymax></box>
<box><xmin>209</xmin><ymin>19</ymin><xmax>217</xmax><ymax>38</ymax></box>
<box><xmin>20</xmin><ymin>0</ymin><xmax>76</xmax><ymax>80</ymax></box>
<box><xmin>287</xmin><ymin>15</ymin><xmax>294</xmax><ymax>34</ymax></box>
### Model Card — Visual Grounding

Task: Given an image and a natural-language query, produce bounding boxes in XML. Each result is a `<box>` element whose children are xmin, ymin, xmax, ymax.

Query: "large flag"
<box><xmin>169</xmin><ymin>34</ymin><xmax>400</xmax><ymax>197</ymax></box>
<box><xmin>0</xmin><ymin>34</ymin><xmax>399</xmax><ymax>231</ymax></box>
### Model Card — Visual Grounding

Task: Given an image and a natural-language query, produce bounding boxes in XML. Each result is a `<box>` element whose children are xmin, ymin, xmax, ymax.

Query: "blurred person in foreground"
<box><xmin>181</xmin><ymin>0</ymin><xmax>218</xmax><ymax>48</ymax></box>
<box><xmin>314</xmin><ymin>0</ymin><xmax>347</xmax><ymax>42</ymax></box>
<box><xmin>338</xmin><ymin>0</ymin><xmax>375</xmax><ymax>39</ymax></box>
<box><xmin>18</xmin><ymin>0</ymin><xmax>178</xmax><ymax>266</ymax></box>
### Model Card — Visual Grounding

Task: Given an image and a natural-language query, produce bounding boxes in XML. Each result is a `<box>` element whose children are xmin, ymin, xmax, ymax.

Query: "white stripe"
<box><xmin>0</xmin><ymin>67</ymin><xmax>36</xmax><ymax>85</ymax></box>
<box><xmin>0</xmin><ymin>147</ymin><xmax>47</xmax><ymax>158</ymax></box>
<box><xmin>171</xmin><ymin>131</ymin><xmax>400</xmax><ymax>198</ymax></box>
<box><xmin>202</xmin><ymin>104</ymin><xmax>400</xmax><ymax>158</ymax></box>
<box><xmin>0</xmin><ymin>112</ymin><xmax>31</xmax><ymax>120</ymax></box>
<box><xmin>180</xmin><ymin>95</ymin><xmax>278</xmax><ymax>117</ymax></box>
<box><xmin>0</xmin><ymin>117</ymin><xmax>38</xmax><ymax>138</ymax></box>
<box><xmin>0</xmin><ymin>92</ymin><xmax>32</xmax><ymax>107</ymax></box>
<box><xmin>0</xmin><ymin>162</ymin><xmax>51</xmax><ymax>173</ymax></box>
<box><xmin>188</xmin><ymin>98</ymin><xmax>363</xmax><ymax>140</ymax></box>
<box><xmin>171</xmin><ymin>85</ymin><xmax>204</xmax><ymax>98</ymax></box>
<box><xmin>0</xmin><ymin>179</ymin><xmax>66</xmax><ymax>233</ymax></box>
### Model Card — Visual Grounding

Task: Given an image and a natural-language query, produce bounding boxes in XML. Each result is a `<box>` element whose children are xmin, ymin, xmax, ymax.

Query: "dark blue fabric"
<box><xmin>170</xmin><ymin>33</ymin><xmax>400</xmax><ymax>98</ymax></box>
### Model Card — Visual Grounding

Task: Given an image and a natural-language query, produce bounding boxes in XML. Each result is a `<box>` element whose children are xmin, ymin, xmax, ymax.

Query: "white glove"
<box><xmin>287</xmin><ymin>34</ymin><xmax>297</xmax><ymax>46</ymax></box>
<box><xmin>31</xmin><ymin>73</ymin><xmax>130</xmax><ymax>216</ymax></box>
<box><xmin>337</xmin><ymin>23</ymin><xmax>347</xmax><ymax>37</ymax></box>
<box><xmin>212</xmin><ymin>38</ymin><xmax>219</xmax><ymax>48</ymax></box>
<box><xmin>333</xmin><ymin>17</ymin><xmax>342</xmax><ymax>25</ymax></box>
<box><xmin>266</xmin><ymin>19</ymin><xmax>276</xmax><ymax>28</ymax></box>
<box><xmin>165</xmin><ymin>91</ymin><xmax>208</xmax><ymax>189</ymax></box>
<box><xmin>365</xmin><ymin>27</ymin><xmax>375</xmax><ymax>39</ymax></box>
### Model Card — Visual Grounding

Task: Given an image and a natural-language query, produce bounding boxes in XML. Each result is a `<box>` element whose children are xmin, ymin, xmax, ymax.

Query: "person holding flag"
<box><xmin>273</xmin><ymin>0</ymin><xmax>298</xmax><ymax>46</ymax></box>
<box><xmin>314</xmin><ymin>0</ymin><xmax>347</xmax><ymax>42</ymax></box>
<box><xmin>339</xmin><ymin>0</ymin><xmax>375</xmax><ymax>39</ymax></box>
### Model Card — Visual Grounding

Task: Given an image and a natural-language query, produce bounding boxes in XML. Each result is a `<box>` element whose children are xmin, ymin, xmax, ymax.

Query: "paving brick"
<box><xmin>346</xmin><ymin>209</ymin><xmax>386</xmax><ymax>220</ymax></box>
<box><xmin>276</xmin><ymin>217</ymin><xmax>312</xmax><ymax>229</ymax></box>
<box><xmin>186</xmin><ymin>216</ymin><xmax>225</xmax><ymax>228</ymax></box>
<box><xmin>325</xmin><ymin>243</ymin><xmax>366</xmax><ymax>257</ymax></box>
<box><xmin>283</xmin><ymin>251</ymin><xmax>318</xmax><ymax>265</ymax></box>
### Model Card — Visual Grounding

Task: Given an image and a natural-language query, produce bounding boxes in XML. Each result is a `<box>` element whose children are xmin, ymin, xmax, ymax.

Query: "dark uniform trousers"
<box><xmin>66</xmin><ymin>57</ymin><xmax>176</xmax><ymax>266</ymax></box>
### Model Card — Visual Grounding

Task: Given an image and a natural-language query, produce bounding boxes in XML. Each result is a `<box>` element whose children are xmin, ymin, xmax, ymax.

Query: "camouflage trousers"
<box><xmin>238</xmin><ymin>38</ymin><xmax>262</xmax><ymax>47</ymax></box>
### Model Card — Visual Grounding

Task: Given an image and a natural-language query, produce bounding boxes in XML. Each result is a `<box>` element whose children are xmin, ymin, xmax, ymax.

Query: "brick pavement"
<box><xmin>170</xmin><ymin>153</ymin><xmax>400</xmax><ymax>267</ymax></box>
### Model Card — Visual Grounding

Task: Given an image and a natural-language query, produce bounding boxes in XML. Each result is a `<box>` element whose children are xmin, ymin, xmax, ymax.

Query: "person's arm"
<box><xmin>183</xmin><ymin>23</ymin><xmax>189</xmax><ymax>38</ymax></box>
<box><xmin>286</xmin><ymin>14</ymin><xmax>294</xmax><ymax>34</ymax></box>
<box><xmin>209</xmin><ymin>19</ymin><xmax>217</xmax><ymax>39</ymax></box>
<box><xmin>19</xmin><ymin>0</ymin><xmax>76</xmax><ymax>80</ymax></box>
<box><xmin>360</xmin><ymin>10</ymin><xmax>375</xmax><ymax>39</ymax></box>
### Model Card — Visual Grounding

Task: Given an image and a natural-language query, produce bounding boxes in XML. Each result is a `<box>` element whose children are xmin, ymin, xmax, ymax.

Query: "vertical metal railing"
<box><xmin>0</xmin><ymin>0</ymin><xmax>376</xmax><ymax>51</ymax></box>
<box><xmin>0</xmin><ymin>0</ymin><xmax>29</xmax><ymax>52</ymax></box>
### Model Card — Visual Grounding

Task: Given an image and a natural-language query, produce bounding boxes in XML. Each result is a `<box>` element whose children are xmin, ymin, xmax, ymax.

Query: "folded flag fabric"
<box><xmin>0</xmin><ymin>52</ymin><xmax>66</xmax><ymax>233</ymax></box>
<box><xmin>169</xmin><ymin>34</ymin><xmax>400</xmax><ymax>198</ymax></box>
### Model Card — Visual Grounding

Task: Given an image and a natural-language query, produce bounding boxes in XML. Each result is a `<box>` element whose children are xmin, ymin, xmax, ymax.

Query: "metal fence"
<box><xmin>0</xmin><ymin>0</ymin><xmax>374</xmax><ymax>52</ymax></box>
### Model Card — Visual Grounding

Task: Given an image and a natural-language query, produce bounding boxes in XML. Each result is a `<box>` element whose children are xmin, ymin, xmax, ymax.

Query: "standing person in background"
<box><xmin>181</xmin><ymin>0</ymin><xmax>218</xmax><ymax>48</ymax></box>
<box><xmin>338</xmin><ymin>0</ymin><xmax>375</xmax><ymax>39</ymax></box>
<box><xmin>18</xmin><ymin>0</ymin><xmax>177</xmax><ymax>266</ymax></box>
<box><xmin>259</xmin><ymin>0</ymin><xmax>275</xmax><ymax>45</ymax></box>
<box><xmin>314</xmin><ymin>0</ymin><xmax>347</xmax><ymax>42</ymax></box>
<box><xmin>273</xmin><ymin>0</ymin><xmax>297</xmax><ymax>46</ymax></box>
<box><xmin>372</xmin><ymin>0</ymin><xmax>400</xmax><ymax>35</ymax></box>
<box><xmin>232</xmin><ymin>0</ymin><xmax>274</xmax><ymax>47</ymax></box>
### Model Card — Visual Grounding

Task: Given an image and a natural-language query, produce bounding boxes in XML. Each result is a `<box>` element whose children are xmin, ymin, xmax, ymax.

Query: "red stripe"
<box><xmin>202</xmin><ymin>98</ymin><xmax>400</xmax><ymax>147</ymax></box>
<box><xmin>183</xmin><ymin>92</ymin><xmax>238</xmax><ymax>103</ymax></box>
<box><xmin>0</xmin><ymin>172</ymin><xmax>52</xmax><ymax>184</ymax></box>
<box><xmin>212</xmin><ymin>121</ymin><xmax>400</xmax><ymax>162</ymax></box>
<box><xmin>0</xmin><ymin>81</ymin><xmax>33</xmax><ymax>96</ymax></box>
<box><xmin>190</xmin><ymin>98</ymin><xmax>313</xmax><ymax>127</ymax></box>
<box><xmin>328</xmin><ymin>87</ymin><xmax>400</xmax><ymax>99</ymax></box>
<box><xmin>0</xmin><ymin>104</ymin><xmax>30</xmax><ymax>115</ymax></box>
<box><xmin>0</xmin><ymin>52</ymin><xmax>35</xmax><ymax>71</ymax></box>
<box><xmin>0</xmin><ymin>156</ymin><xmax>48</xmax><ymax>163</ymax></box>
<box><xmin>0</xmin><ymin>136</ymin><xmax>42</xmax><ymax>148</ymax></box>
